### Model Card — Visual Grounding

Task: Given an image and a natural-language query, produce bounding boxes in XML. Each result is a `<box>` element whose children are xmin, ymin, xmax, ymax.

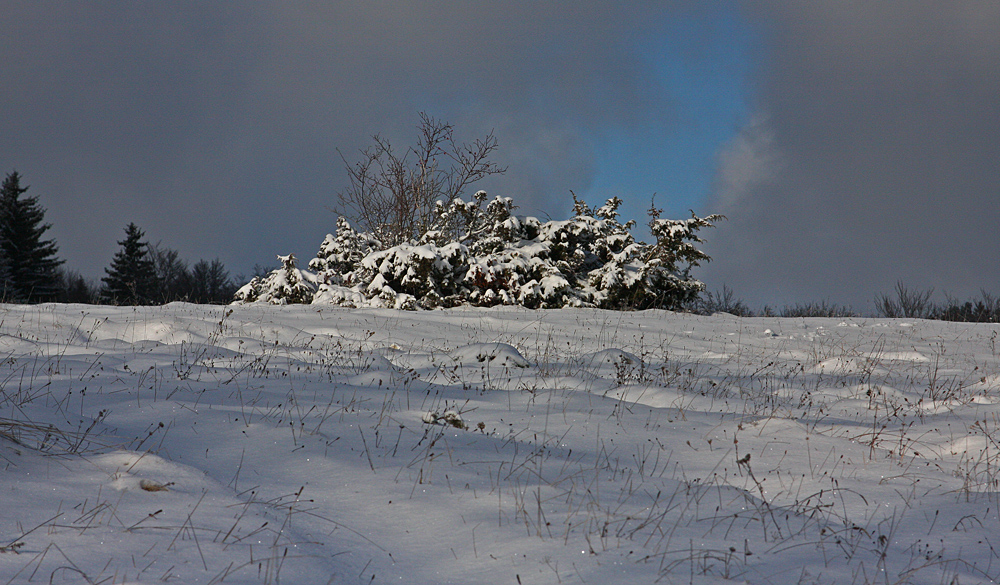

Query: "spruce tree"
<box><xmin>102</xmin><ymin>223</ymin><xmax>160</xmax><ymax>305</ymax></box>
<box><xmin>190</xmin><ymin>258</ymin><xmax>235</xmax><ymax>304</ymax></box>
<box><xmin>56</xmin><ymin>269</ymin><xmax>96</xmax><ymax>304</ymax></box>
<box><xmin>0</xmin><ymin>171</ymin><xmax>64</xmax><ymax>302</ymax></box>
<box><xmin>150</xmin><ymin>244</ymin><xmax>192</xmax><ymax>303</ymax></box>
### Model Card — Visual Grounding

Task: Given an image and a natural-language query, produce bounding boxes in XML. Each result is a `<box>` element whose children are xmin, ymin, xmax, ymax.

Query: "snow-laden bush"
<box><xmin>234</xmin><ymin>192</ymin><xmax>722</xmax><ymax>310</ymax></box>
<box><xmin>308</xmin><ymin>217</ymin><xmax>380</xmax><ymax>281</ymax></box>
<box><xmin>232</xmin><ymin>254</ymin><xmax>317</xmax><ymax>305</ymax></box>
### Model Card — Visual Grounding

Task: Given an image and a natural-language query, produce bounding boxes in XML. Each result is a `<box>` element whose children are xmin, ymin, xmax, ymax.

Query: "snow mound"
<box><xmin>882</xmin><ymin>351</ymin><xmax>930</xmax><ymax>362</ymax></box>
<box><xmin>811</xmin><ymin>356</ymin><xmax>873</xmax><ymax>375</ymax></box>
<box><xmin>448</xmin><ymin>343</ymin><xmax>530</xmax><ymax>368</ymax></box>
<box><xmin>95</xmin><ymin>451</ymin><xmax>213</xmax><ymax>493</ymax></box>
<box><xmin>313</xmin><ymin>284</ymin><xmax>368</xmax><ymax>307</ymax></box>
<box><xmin>580</xmin><ymin>348</ymin><xmax>642</xmax><ymax>368</ymax></box>
<box><xmin>359</xmin><ymin>351</ymin><xmax>396</xmax><ymax>370</ymax></box>
<box><xmin>603</xmin><ymin>384</ymin><xmax>683</xmax><ymax>409</ymax></box>
<box><xmin>968</xmin><ymin>374</ymin><xmax>1000</xmax><ymax>392</ymax></box>
<box><xmin>326</xmin><ymin>350</ymin><xmax>395</xmax><ymax>372</ymax></box>
<box><xmin>421</xmin><ymin>409</ymin><xmax>466</xmax><ymax>429</ymax></box>
<box><xmin>578</xmin><ymin>349</ymin><xmax>644</xmax><ymax>383</ymax></box>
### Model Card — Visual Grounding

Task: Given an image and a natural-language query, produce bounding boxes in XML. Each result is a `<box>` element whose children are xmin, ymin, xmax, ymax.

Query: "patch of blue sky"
<box><xmin>585</xmin><ymin>7</ymin><xmax>760</xmax><ymax>229</ymax></box>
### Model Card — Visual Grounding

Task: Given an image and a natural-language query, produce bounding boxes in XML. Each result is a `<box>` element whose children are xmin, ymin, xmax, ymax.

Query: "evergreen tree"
<box><xmin>150</xmin><ymin>244</ymin><xmax>192</xmax><ymax>303</ymax></box>
<box><xmin>101</xmin><ymin>223</ymin><xmax>160</xmax><ymax>305</ymax></box>
<box><xmin>0</xmin><ymin>171</ymin><xmax>64</xmax><ymax>302</ymax></box>
<box><xmin>190</xmin><ymin>258</ymin><xmax>236</xmax><ymax>304</ymax></box>
<box><xmin>56</xmin><ymin>269</ymin><xmax>97</xmax><ymax>304</ymax></box>
<box><xmin>233</xmin><ymin>255</ymin><xmax>317</xmax><ymax>305</ymax></box>
<box><xmin>0</xmin><ymin>261</ymin><xmax>11</xmax><ymax>301</ymax></box>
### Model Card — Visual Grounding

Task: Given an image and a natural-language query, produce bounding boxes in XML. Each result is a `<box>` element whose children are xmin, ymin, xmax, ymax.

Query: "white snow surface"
<box><xmin>2</xmin><ymin>303</ymin><xmax>1000</xmax><ymax>584</ymax></box>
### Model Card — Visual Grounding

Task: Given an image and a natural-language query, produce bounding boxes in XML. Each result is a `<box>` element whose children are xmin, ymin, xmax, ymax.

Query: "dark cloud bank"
<box><xmin>1</xmin><ymin>1</ymin><xmax>680</xmax><ymax>281</ymax></box>
<box><xmin>2</xmin><ymin>2</ymin><xmax>997</xmax><ymax>310</ymax></box>
<box><xmin>702</xmin><ymin>2</ymin><xmax>1000</xmax><ymax>309</ymax></box>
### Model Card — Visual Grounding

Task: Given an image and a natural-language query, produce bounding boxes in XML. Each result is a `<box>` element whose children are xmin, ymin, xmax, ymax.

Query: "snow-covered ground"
<box><xmin>2</xmin><ymin>303</ymin><xmax>1000</xmax><ymax>584</ymax></box>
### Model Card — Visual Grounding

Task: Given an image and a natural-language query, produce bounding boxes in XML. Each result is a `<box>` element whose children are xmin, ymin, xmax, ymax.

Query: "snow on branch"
<box><xmin>235</xmin><ymin>193</ymin><xmax>723</xmax><ymax>311</ymax></box>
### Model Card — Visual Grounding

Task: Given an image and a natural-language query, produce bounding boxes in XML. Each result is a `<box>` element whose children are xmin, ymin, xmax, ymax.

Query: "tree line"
<box><xmin>1</xmin><ymin>170</ymin><xmax>238</xmax><ymax>305</ymax></box>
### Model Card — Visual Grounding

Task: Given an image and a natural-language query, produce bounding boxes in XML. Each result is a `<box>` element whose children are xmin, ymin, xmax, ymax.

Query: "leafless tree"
<box><xmin>336</xmin><ymin>113</ymin><xmax>507</xmax><ymax>246</ymax></box>
<box><xmin>875</xmin><ymin>281</ymin><xmax>936</xmax><ymax>318</ymax></box>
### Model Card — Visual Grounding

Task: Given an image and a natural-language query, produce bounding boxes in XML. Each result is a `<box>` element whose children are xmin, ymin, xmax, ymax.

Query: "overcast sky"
<box><xmin>2</xmin><ymin>2</ymin><xmax>997</xmax><ymax>309</ymax></box>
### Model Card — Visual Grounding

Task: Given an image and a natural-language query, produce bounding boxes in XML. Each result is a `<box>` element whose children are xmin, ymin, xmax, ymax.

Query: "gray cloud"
<box><xmin>1</xmin><ymin>1</ymin><xmax>685</xmax><ymax>280</ymax></box>
<box><xmin>701</xmin><ymin>2</ymin><xmax>1000</xmax><ymax>309</ymax></box>
<box><xmin>14</xmin><ymin>1</ymin><xmax>986</xmax><ymax>311</ymax></box>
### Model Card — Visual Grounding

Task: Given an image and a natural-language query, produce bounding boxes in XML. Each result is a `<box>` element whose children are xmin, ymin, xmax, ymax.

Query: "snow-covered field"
<box><xmin>2</xmin><ymin>304</ymin><xmax>1000</xmax><ymax>584</ymax></box>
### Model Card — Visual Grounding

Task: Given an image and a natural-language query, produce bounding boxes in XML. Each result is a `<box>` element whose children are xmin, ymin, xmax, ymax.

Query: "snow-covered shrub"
<box><xmin>232</xmin><ymin>254</ymin><xmax>317</xmax><ymax>305</ymax></box>
<box><xmin>233</xmin><ymin>192</ymin><xmax>723</xmax><ymax>311</ymax></box>
<box><xmin>360</xmin><ymin>242</ymin><xmax>468</xmax><ymax>306</ymax></box>
<box><xmin>308</xmin><ymin>217</ymin><xmax>380</xmax><ymax>284</ymax></box>
<box><xmin>597</xmin><ymin>206</ymin><xmax>721</xmax><ymax>310</ymax></box>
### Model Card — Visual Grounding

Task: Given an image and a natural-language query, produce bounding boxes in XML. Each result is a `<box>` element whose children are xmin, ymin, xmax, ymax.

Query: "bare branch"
<box><xmin>334</xmin><ymin>114</ymin><xmax>506</xmax><ymax>246</ymax></box>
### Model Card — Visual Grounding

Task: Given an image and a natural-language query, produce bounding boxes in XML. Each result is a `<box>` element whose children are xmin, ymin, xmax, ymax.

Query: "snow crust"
<box><xmin>2</xmin><ymin>303</ymin><xmax>1000</xmax><ymax>583</ymax></box>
